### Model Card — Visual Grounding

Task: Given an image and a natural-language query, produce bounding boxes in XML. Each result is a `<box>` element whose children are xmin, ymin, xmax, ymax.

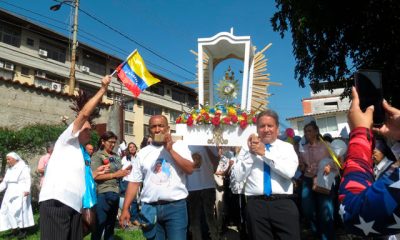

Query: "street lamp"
<box><xmin>50</xmin><ymin>0</ymin><xmax>79</xmax><ymax>95</ymax></box>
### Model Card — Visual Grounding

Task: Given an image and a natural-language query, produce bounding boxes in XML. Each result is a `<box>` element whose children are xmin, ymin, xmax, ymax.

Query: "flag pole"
<box><xmin>110</xmin><ymin>49</ymin><xmax>138</xmax><ymax>77</ymax></box>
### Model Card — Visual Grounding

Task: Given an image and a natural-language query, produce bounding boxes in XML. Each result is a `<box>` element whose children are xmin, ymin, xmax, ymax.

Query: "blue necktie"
<box><xmin>263</xmin><ymin>143</ymin><xmax>272</xmax><ymax>196</ymax></box>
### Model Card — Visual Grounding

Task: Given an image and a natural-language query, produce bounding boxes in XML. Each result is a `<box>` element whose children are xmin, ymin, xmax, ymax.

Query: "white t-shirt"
<box><xmin>39</xmin><ymin>123</ymin><xmax>85</xmax><ymax>212</ymax></box>
<box><xmin>126</xmin><ymin>140</ymin><xmax>192</xmax><ymax>203</ymax></box>
<box><xmin>186</xmin><ymin>146</ymin><xmax>217</xmax><ymax>191</ymax></box>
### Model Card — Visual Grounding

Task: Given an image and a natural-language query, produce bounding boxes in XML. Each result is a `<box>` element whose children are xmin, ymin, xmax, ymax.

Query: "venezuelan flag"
<box><xmin>117</xmin><ymin>50</ymin><xmax>160</xmax><ymax>97</ymax></box>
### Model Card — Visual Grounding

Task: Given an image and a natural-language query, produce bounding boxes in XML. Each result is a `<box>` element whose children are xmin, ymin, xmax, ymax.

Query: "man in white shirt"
<box><xmin>234</xmin><ymin>110</ymin><xmax>300</xmax><ymax>240</ymax></box>
<box><xmin>187</xmin><ymin>146</ymin><xmax>219</xmax><ymax>240</ymax></box>
<box><xmin>39</xmin><ymin>75</ymin><xmax>111</xmax><ymax>240</ymax></box>
<box><xmin>120</xmin><ymin>115</ymin><xmax>194</xmax><ymax>240</ymax></box>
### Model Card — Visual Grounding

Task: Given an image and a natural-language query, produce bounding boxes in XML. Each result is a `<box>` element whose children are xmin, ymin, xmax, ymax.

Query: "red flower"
<box><xmin>211</xmin><ymin>116</ymin><xmax>221</xmax><ymax>126</ymax></box>
<box><xmin>187</xmin><ymin>116</ymin><xmax>194</xmax><ymax>126</ymax></box>
<box><xmin>231</xmin><ymin>115</ymin><xmax>238</xmax><ymax>123</ymax></box>
<box><xmin>239</xmin><ymin>120</ymin><xmax>248</xmax><ymax>129</ymax></box>
<box><xmin>252</xmin><ymin>117</ymin><xmax>257</xmax><ymax>123</ymax></box>
<box><xmin>241</xmin><ymin>112</ymin><xmax>248</xmax><ymax>118</ymax></box>
<box><xmin>223</xmin><ymin>117</ymin><xmax>231</xmax><ymax>125</ymax></box>
<box><xmin>204</xmin><ymin>113</ymin><xmax>210</xmax><ymax>123</ymax></box>
<box><xmin>176</xmin><ymin>116</ymin><xmax>182</xmax><ymax>123</ymax></box>
<box><xmin>196</xmin><ymin>115</ymin><xmax>203</xmax><ymax>123</ymax></box>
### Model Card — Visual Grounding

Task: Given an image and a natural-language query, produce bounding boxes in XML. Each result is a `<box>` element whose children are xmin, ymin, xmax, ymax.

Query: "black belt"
<box><xmin>148</xmin><ymin>199</ymin><xmax>184</xmax><ymax>205</ymax></box>
<box><xmin>247</xmin><ymin>194</ymin><xmax>296</xmax><ymax>201</ymax></box>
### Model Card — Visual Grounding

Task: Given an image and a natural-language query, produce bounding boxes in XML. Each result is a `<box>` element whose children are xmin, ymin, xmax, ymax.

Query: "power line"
<box><xmin>0</xmin><ymin>6</ymin><xmax>194</xmax><ymax>82</ymax></box>
<box><xmin>75</xmin><ymin>6</ymin><xmax>196</xmax><ymax>77</ymax></box>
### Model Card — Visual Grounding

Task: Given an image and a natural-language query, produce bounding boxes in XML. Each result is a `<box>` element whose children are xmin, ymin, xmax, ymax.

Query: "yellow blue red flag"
<box><xmin>116</xmin><ymin>50</ymin><xmax>160</xmax><ymax>97</ymax></box>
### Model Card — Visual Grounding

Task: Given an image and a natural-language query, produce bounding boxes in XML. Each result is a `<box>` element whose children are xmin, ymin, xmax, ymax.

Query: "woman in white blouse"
<box><xmin>0</xmin><ymin>152</ymin><xmax>34</xmax><ymax>238</ymax></box>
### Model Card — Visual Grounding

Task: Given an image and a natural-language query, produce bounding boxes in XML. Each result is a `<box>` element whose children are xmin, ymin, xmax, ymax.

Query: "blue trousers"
<box><xmin>301</xmin><ymin>177</ymin><xmax>335</xmax><ymax>240</ymax></box>
<box><xmin>145</xmin><ymin>199</ymin><xmax>188</xmax><ymax>240</ymax></box>
<box><xmin>92</xmin><ymin>192</ymin><xmax>120</xmax><ymax>240</ymax></box>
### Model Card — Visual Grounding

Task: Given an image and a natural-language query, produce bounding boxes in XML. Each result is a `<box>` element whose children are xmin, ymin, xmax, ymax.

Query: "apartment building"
<box><xmin>0</xmin><ymin>9</ymin><xmax>196</xmax><ymax>146</ymax></box>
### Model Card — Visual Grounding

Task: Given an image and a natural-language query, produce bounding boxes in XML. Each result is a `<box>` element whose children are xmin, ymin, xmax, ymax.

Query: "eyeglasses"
<box><xmin>106</xmin><ymin>140</ymin><xmax>117</xmax><ymax>145</ymax></box>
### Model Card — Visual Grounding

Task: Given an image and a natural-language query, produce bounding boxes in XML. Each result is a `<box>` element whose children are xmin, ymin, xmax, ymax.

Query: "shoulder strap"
<box><xmin>319</xmin><ymin>136</ymin><xmax>342</xmax><ymax>170</ymax></box>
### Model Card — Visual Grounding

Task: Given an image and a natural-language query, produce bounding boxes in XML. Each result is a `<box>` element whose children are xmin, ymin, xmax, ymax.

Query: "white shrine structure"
<box><xmin>175</xmin><ymin>29</ymin><xmax>276</xmax><ymax>146</ymax></box>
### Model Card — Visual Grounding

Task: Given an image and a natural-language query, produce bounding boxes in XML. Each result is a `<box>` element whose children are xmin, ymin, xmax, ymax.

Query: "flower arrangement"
<box><xmin>176</xmin><ymin>104</ymin><xmax>258</xmax><ymax>129</ymax></box>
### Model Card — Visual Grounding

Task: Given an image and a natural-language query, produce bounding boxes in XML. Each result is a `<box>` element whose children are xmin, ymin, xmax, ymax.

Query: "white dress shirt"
<box><xmin>233</xmin><ymin>138</ymin><xmax>298</xmax><ymax>196</ymax></box>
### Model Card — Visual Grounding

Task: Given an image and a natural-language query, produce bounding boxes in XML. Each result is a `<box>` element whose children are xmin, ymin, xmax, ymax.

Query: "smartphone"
<box><xmin>354</xmin><ymin>70</ymin><xmax>384</xmax><ymax>127</ymax></box>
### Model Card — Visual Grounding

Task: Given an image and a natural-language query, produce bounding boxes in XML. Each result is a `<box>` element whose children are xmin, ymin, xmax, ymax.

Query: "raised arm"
<box><xmin>73</xmin><ymin>75</ymin><xmax>111</xmax><ymax>134</ymax></box>
<box><xmin>339</xmin><ymin>87</ymin><xmax>400</xmax><ymax>236</ymax></box>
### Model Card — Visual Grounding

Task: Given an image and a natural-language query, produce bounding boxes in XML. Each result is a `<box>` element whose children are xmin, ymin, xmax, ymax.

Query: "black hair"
<box><xmin>98</xmin><ymin>131</ymin><xmax>118</xmax><ymax>150</ymax></box>
<box><xmin>256</xmin><ymin>109</ymin><xmax>279</xmax><ymax>127</ymax></box>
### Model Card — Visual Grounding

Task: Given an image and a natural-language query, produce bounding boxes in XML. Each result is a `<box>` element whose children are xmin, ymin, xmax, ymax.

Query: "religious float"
<box><xmin>175</xmin><ymin>29</ymin><xmax>278</xmax><ymax>146</ymax></box>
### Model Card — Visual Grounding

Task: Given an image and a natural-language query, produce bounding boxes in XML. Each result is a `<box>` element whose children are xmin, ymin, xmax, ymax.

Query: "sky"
<box><xmin>0</xmin><ymin>0</ymin><xmax>311</xmax><ymax>128</ymax></box>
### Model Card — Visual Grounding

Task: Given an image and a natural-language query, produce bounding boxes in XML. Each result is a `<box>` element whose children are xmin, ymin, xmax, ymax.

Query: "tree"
<box><xmin>271</xmin><ymin>0</ymin><xmax>400</xmax><ymax>106</ymax></box>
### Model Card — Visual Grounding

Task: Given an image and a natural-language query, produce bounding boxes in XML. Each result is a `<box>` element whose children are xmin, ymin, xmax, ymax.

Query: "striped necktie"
<box><xmin>263</xmin><ymin>143</ymin><xmax>272</xmax><ymax>196</ymax></box>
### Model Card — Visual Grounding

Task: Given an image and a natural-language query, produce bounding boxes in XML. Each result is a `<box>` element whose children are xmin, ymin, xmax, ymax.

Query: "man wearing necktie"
<box><xmin>233</xmin><ymin>110</ymin><xmax>300</xmax><ymax>240</ymax></box>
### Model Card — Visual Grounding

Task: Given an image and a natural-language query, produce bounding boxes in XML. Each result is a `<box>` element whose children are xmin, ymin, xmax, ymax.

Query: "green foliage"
<box><xmin>0</xmin><ymin>124</ymin><xmax>99</xmax><ymax>174</ymax></box>
<box><xmin>271</xmin><ymin>0</ymin><xmax>400</xmax><ymax>106</ymax></box>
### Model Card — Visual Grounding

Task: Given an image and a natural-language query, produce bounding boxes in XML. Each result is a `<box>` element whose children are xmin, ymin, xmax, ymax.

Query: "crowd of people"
<box><xmin>2</xmin><ymin>76</ymin><xmax>400</xmax><ymax>240</ymax></box>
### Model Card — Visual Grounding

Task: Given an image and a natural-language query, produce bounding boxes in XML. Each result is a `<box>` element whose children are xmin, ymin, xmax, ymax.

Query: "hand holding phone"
<box><xmin>354</xmin><ymin>70</ymin><xmax>385</xmax><ymax>127</ymax></box>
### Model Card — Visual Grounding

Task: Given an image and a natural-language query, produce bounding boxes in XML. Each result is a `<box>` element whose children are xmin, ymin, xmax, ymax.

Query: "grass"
<box><xmin>0</xmin><ymin>212</ymin><xmax>145</xmax><ymax>240</ymax></box>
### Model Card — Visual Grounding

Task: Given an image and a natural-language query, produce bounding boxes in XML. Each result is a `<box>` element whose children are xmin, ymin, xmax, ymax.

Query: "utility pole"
<box><xmin>68</xmin><ymin>0</ymin><xmax>79</xmax><ymax>95</ymax></box>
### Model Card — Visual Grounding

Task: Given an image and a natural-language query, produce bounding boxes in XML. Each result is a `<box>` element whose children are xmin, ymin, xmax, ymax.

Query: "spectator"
<box><xmin>233</xmin><ymin>109</ymin><xmax>300</xmax><ymax>239</ymax></box>
<box><xmin>373</xmin><ymin>138</ymin><xmax>395</xmax><ymax>179</ymax></box>
<box><xmin>299</xmin><ymin>121</ymin><xmax>335</xmax><ymax>240</ymax></box>
<box><xmin>91</xmin><ymin>131</ymin><xmax>130</xmax><ymax>240</ymax></box>
<box><xmin>0</xmin><ymin>152</ymin><xmax>34</xmax><ymax>239</ymax></box>
<box><xmin>119</xmin><ymin>115</ymin><xmax>193</xmax><ymax>240</ymax></box>
<box><xmin>39</xmin><ymin>75</ymin><xmax>111</xmax><ymax>240</ymax></box>
<box><xmin>339</xmin><ymin>87</ymin><xmax>400</xmax><ymax>236</ymax></box>
<box><xmin>120</xmin><ymin>142</ymin><xmax>140</xmax><ymax>226</ymax></box>
<box><xmin>186</xmin><ymin>146</ymin><xmax>219</xmax><ymax>240</ymax></box>
<box><xmin>85</xmin><ymin>143</ymin><xmax>94</xmax><ymax>157</ymax></box>
<box><xmin>37</xmin><ymin>142</ymin><xmax>55</xmax><ymax>188</ymax></box>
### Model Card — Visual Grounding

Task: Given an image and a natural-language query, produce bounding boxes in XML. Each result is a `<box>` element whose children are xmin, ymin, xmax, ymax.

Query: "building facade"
<box><xmin>0</xmin><ymin>9</ymin><xmax>196</xmax><ymax>146</ymax></box>
<box><xmin>287</xmin><ymin>82</ymin><xmax>351</xmax><ymax>139</ymax></box>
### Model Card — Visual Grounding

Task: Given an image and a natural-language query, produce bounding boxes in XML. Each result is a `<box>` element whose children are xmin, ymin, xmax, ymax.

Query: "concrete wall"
<box><xmin>0</xmin><ymin>80</ymin><xmax>110</xmax><ymax>129</ymax></box>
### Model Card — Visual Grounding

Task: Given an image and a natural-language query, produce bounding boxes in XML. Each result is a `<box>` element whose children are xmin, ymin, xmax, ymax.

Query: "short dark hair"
<box><xmin>98</xmin><ymin>131</ymin><xmax>118</xmax><ymax>150</ymax></box>
<box><xmin>256</xmin><ymin>109</ymin><xmax>279</xmax><ymax>127</ymax></box>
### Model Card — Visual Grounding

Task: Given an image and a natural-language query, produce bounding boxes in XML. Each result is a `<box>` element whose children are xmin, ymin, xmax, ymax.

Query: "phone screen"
<box><xmin>354</xmin><ymin>70</ymin><xmax>384</xmax><ymax>126</ymax></box>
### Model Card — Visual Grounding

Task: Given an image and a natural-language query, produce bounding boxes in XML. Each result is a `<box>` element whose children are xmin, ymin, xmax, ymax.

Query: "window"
<box><xmin>21</xmin><ymin>67</ymin><xmax>30</xmax><ymax>76</ymax></box>
<box><xmin>144</xmin><ymin>103</ymin><xmax>162</xmax><ymax>116</ymax></box>
<box><xmin>82</xmin><ymin>51</ymin><xmax>106</xmax><ymax>76</ymax></box>
<box><xmin>146</xmin><ymin>84</ymin><xmax>164</xmax><ymax>96</ymax></box>
<box><xmin>0</xmin><ymin>68</ymin><xmax>14</xmax><ymax>80</ymax></box>
<box><xmin>316</xmin><ymin>116</ymin><xmax>338</xmax><ymax>133</ymax></box>
<box><xmin>324</xmin><ymin>101</ymin><xmax>338</xmax><ymax>110</ymax></box>
<box><xmin>106</xmin><ymin>92</ymin><xmax>122</xmax><ymax>102</ymax></box>
<box><xmin>0</xmin><ymin>60</ymin><xmax>14</xmax><ymax>80</ymax></box>
<box><xmin>137</xmin><ymin>100</ymin><xmax>142</xmax><ymax>107</ymax></box>
<box><xmin>169</xmin><ymin>110</ymin><xmax>181</xmax><ymax>122</ymax></box>
<box><xmin>34</xmin><ymin>72</ymin><xmax>66</xmax><ymax>90</ymax></box>
<box><xmin>39</xmin><ymin>40</ymin><xmax>66</xmax><ymax>63</ymax></box>
<box><xmin>188</xmin><ymin>95</ymin><xmax>197</xmax><ymax>107</ymax></box>
<box><xmin>172</xmin><ymin>90</ymin><xmax>186</xmax><ymax>102</ymax></box>
<box><xmin>124</xmin><ymin>100</ymin><xmax>134</xmax><ymax>112</ymax></box>
<box><xmin>124</xmin><ymin>121</ymin><xmax>134</xmax><ymax>135</ymax></box>
<box><xmin>144</xmin><ymin>124</ymin><xmax>150</xmax><ymax>138</ymax></box>
<box><xmin>34</xmin><ymin>78</ymin><xmax>52</xmax><ymax>89</ymax></box>
<box><xmin>26</xmin><ymin>38</ymin><xmax>34</xmax><ymax>47</ymax></box>
<box><xmin>0</xmin><ymin>23</ymin><xmax>21</xmax><ymax>47</ymax></box>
